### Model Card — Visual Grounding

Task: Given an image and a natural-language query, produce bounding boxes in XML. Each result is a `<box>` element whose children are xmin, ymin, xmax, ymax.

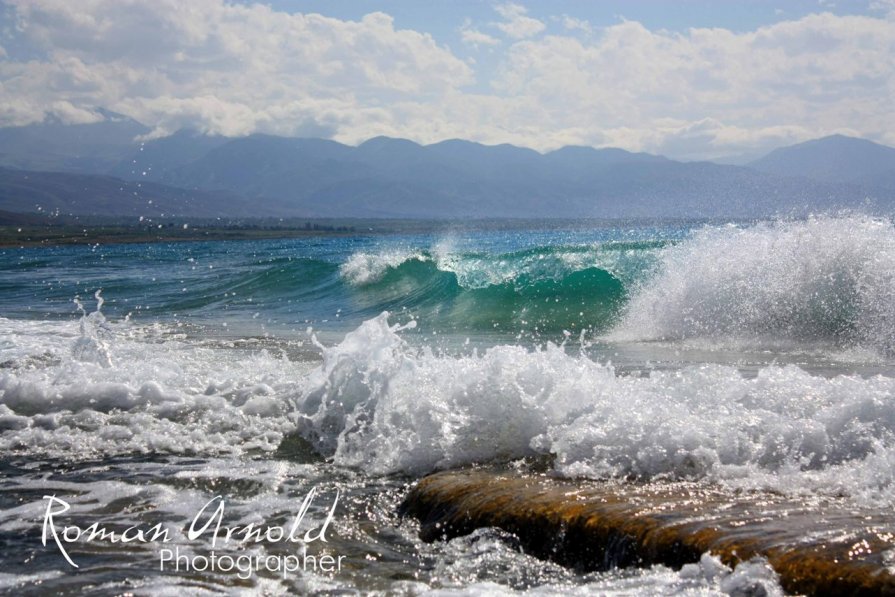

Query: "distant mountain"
<box><xmin>0</xmin><ymin>109</ymin><xmax>149</xmax><ymax>174</ymax></box>
<box><xmin>0</xmin><ymin>167</ymin><xmax>300</xmax><ymax>219</ymax></box>
<box><xmin>2</xmin><ymin>117</ymin><xmax>895</xmax><ymax>219</ymax></box>
<box><xmin>749</xmin><ymin>134</ymin><xmax>895</xmax><ymax>188</ymax></box>
<box><xmin>108</xmin><ymin>128</ymin><xmax>229</xmax><ymax>181</ymax></box>
<box><xmin>0</xmin><ymin>209</ymin><xmax>53</xmax><ymax>226</ymax></box>
<box><xmin>122</xmin><ymin>133</ymin><xmax>888</xmax><ymax>218</ymax></box>
<box><xmin>151</xmin><ymin>135</ymin><xmax>360</xmax><ymax>202</ymax></box>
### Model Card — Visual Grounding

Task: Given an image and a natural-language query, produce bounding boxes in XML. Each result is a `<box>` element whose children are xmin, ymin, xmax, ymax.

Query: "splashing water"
<box><xmin>71</xmin><ymin>290</ymin><xmax>113</xmax><ymax>367</ymax></box>
<box><xmin>610</xmin><ymin>215</ymin><xmax>895</xmax><ymax>354</ymax></box>
<box><xmin>290</xmin><ymin>311</ymin><xmax>895</xmax><ymax>507</ymax></box>
<box><xmin>1</xmin><ymin>217</ymin><xmax>894</xmax><ymax>594</ymax></box>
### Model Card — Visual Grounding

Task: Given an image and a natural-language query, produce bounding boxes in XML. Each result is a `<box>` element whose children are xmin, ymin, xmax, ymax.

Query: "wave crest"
<box><xmin>610</xmin><ymin>215</ymin><xmax>895</xmax><ymax>354</ymax></box>
<box><xmin>337</xmin><ymin>243</ymin><xmax>656</xmax><ymax>332</ymax></box>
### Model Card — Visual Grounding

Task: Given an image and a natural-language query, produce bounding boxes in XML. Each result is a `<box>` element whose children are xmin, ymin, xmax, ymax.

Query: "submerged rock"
<box><xmin>401</xmin><ymin>469</ymin><xmax>895</xmax><ymax>596</ymax></box>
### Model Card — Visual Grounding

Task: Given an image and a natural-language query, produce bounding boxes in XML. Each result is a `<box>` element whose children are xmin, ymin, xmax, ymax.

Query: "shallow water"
<box><xmin>1</xmin><ymin>215</ymin><xmax>894</xmax><ymax>594</ymax></box>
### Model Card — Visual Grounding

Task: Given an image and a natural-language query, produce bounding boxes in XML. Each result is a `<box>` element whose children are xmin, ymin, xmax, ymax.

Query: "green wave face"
<box><xmin>340</xmin><ymin>246</ymin><xmax>642</xmax><ymax>334</ymax></box>
<box><xmin>151</xmin><ymin>257</ymin><xmax>343</xmax><ymax>314</ymax></box>
<box><xmin>448</xmin><ymin>266</ymin><xmax>626</xmax><ymax>333</ymax></box>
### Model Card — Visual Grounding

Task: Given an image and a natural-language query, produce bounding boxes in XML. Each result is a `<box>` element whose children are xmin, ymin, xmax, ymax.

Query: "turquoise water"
<box><xmin>2</xmin><ymin>215</ymin><xmax>895</xmax><ymax>594</ymax></box>
<box><xmin>0</xmin><ymin>226</ymin><xmax>675</xmax><ymax>337</ymax></box>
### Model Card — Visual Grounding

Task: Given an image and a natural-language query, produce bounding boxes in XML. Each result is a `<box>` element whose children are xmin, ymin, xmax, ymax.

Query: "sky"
<box><xmin>1</xmin><ymin>0</ymin><xmax>894</xmax><ymax>160</ymax></box>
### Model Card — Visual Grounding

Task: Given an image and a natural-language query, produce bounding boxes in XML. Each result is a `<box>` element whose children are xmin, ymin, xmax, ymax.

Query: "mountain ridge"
<box><xmin>749</xmin><ymin>134</ymin><xmax>895</xmax><ymax>188</ymax></box>
<box><xmin>1</xmin><ymin>114</ymin><xmax>894</xmax><ymax>219</ymax></box>
<box><xmin>0</xmin><ymin>167</ymin><xmax>302</xmax><ymax>219</ymax></box>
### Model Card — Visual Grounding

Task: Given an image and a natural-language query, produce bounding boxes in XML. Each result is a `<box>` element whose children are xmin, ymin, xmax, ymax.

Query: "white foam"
<box><xmin>339</xmin><ymin>249</ymin><xmax>427</xmax><ymax>285</ymax></box>
<box><xmin>421</xmin><ymin>547</ymin><xmax>781</xmax><ymax>596</ymax></box>
<box><xmin>0</xmin><ymin>312</ymin><xmax>310</xmax><ymax>459</ymax></box>
<box><xmin>610</xmin><ymin>215</ymin><xmax>895</xmax><ymax>354</ymax></box>
<box><xmin>4</xmin><ymin>301</ymin><xmax>895</xmax><ymax>508</ymax></box>
<box><xmin>293</xmin><ymin>312</ymin><xmax>895</xmax><ymax>507</ymax></box>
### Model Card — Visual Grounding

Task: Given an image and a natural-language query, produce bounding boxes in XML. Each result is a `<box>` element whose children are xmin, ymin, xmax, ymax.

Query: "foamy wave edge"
<box><xmin>293</xmin><ymin>312</ymin><xmax>895</xmax><ymax>507</ymax></box>
<box><xmin>609</xmin><ymin>214</ymin><xmax>895</xmax><ymax>355</ymax></box>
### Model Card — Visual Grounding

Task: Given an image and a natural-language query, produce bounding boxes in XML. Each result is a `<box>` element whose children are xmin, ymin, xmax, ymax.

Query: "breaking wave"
<box><xmin>610</xmin><ymin>215</ymin><xmax>895</xmax><ymax>354</ymax></box>
<box><xmin>338</xmin><ymin>243</ymin><xmax>661</xmax><ymax>333</ymax></box>
<box><xmin>3</xmin><ymin>215</ymin><xmax>895</xmax><ymax>510</ymax></box>
<box><xmin>292</xmin><ymin>313</ymin><xmax>895</xmax><ymax>507</ymax></box>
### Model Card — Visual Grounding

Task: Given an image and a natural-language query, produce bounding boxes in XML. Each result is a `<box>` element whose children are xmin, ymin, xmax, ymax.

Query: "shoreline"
<box><xmin>0</xmin><ymin>225</ymin><xmax>364</xmax><ymax>248</ymax></box>
<box><xmin>0</xmin><ymin>214</ymin><xmax>752</xmax><ymax>249</ymax></box>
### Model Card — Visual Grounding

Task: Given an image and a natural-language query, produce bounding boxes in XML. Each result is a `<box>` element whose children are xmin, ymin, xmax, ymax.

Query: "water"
<box><xmin>1</xmin><ymin>214</ymin><xmax>894</xmax><ymax>594</ymax></box>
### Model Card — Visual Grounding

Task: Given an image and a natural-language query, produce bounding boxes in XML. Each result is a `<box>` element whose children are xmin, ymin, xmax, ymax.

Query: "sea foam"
<box><xmin>610</xmin><ymin>215</ymin><xmax>895</xmax><ymax>354</ymax></box>
<box><xmin>293</xmin><ymin>312</ymin><xmax>895</xmax><ymax>507</ymax></box>
<box><xmin>3</xmin><ymin>289</ymin><xmax>895</xmax><ymax>508</ymax></box>
<box><xmin>0</xmin><ymin>310</ymin><xmax>306</xmax><ymax>458</ymax></box>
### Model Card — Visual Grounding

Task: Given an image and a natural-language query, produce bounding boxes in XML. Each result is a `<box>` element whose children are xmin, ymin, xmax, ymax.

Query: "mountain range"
<box><xmin>1</xmin><ymin>111</ymin><xmax>894</xmax><ymax>220</ymax></box>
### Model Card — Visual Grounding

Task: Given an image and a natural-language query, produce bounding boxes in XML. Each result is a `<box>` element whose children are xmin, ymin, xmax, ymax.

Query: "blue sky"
<box><xmin>261</xmin><ymin>1</ymin><xmax>880</xmax><ymax>33</ymax></box>
<box><xmin>1</xmin><ymin>1</ymin><xmax>894</xmax><ymax>160</ymax></box>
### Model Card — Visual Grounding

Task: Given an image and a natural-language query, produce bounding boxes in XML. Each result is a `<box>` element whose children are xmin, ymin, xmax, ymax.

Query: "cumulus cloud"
<box><xmin>1</xmin><ymin>1</ymin><xmax>894</xmax><ymax>159</ymax></box>
<box><xmin>493</xmin><ymin>3</ymin><xmax>545</xmax><ymax>39</ymax></box>
<box><xmin>559</xmin><ymin>15</ymin><xmax>592</xmax><ymax>34</ymax></box>
<box><xmin>0</xmin><ymin>0</ymin><xmax>473</xmax><ymax>136</ymax></box>
<box><xmin>870</xmin><ymin>0</ymin><xmax>895</xmax><ymax>17</ymax></box>
<box><xmin>487</xmin><ymin>13</ymin><xmax>895</xmax><ymax>156</ymax></box>
<box><xmin>459</xmin><ymin>18</ymin><xmax>500</xmax><ymax>49</ymax></box>
<box><xmin>48</xmin><ymin>100</ymin><xmax>106</xmax><ymax>125</ymax></box>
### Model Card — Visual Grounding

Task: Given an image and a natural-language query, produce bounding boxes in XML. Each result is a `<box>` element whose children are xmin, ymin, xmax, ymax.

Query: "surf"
<box><xmin>609</xmin><ymin>214</ymin><xmax>895</xmax><ymax>355</ymax></box>
<box><xmin>337</xmin><ymin>242</ymin><xmax>653</xmax><ymax>333</ymax></box>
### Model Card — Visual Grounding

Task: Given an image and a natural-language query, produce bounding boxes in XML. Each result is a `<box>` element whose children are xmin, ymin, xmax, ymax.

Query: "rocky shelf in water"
<box><xmin>400</xmin><ymin>469</ymin><xmax>895</xmax><ymax>596</ymax></box>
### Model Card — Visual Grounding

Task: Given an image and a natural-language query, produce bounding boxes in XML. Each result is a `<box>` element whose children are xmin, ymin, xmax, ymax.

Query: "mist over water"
<box><xmin>2</xmin><ymin>214</ymin><xmax>894</xmax><ymax>593</ymax></box>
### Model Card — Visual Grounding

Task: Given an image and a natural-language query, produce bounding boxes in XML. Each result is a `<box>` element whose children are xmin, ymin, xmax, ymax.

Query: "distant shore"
<box><xmin>0</xmin><ymin>214</ymin><xmax>738</xmax><ymax>249</ymax></box>
<box><xmin>0</xmin><ymin>223</ymin><xmax>363</xmax><ymax>248</ymax></box>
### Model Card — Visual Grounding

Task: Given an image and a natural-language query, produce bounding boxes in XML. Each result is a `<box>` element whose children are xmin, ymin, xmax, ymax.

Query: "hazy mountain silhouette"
<box><xmin>0</xmin><ymin>167</ymin><xmax>298</xmax><ymax>219</ymax></box>
<box><xmin>0</xmin><ymin>109</ymin><xmax>149</xmax><ymax>174</ymax></box>
<box><xmin>108</xmin><ymin>129</ymin><xmax>230</xmax><ymax>181</ymax></box>
<box><xmin>749</xmin><ymin>134</ymin><xmax>895</xmax><ymax>189</ymax></box>
<box><xmin>116</xmin><ymin>133</ymin><xmax>888</xmax><ymax>218</ymax></box>
<box><xmin>1</xmin><ymin>114</ymin><xmax>894</xmax><ymax>219</ymax></box>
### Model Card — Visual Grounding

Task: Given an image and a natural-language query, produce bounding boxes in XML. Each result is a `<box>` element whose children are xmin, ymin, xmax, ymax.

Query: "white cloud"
<box><xmin>870</xmin><ymin>0</ymin><xmax>895</xmax><ymax>17</ymax></box>
<box><xmin>49</xmin><ymin>100</ymin><xmax>106</xmax><ymax>125</ymax></box>
<box><xmin>560</xmin><ymin>15</ymin><xmax>592</xmax><ymax>34</ymax></box>
<box><xmin>485</xmin><ymin>13</ymin><xmax>895</xmax><ymax>157</ymax></box>
<box><xmin>1</xmin><ymin>1</ymin><xmax>895</xmax><ymax>159</ymax></box>
<box><xmin>460</xmin><ymin>18</ymin><xmax>500</xmax><ymax>49</ymax></box>
<box><xmin>493</xmin><ymin>3</ymin><xmax>545</xmax><ymax>40</ymax></box>
<box><xmin>0</xmin><ymin>0</ymin><xmax>473</xmax><ymax>136</ymax></box>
